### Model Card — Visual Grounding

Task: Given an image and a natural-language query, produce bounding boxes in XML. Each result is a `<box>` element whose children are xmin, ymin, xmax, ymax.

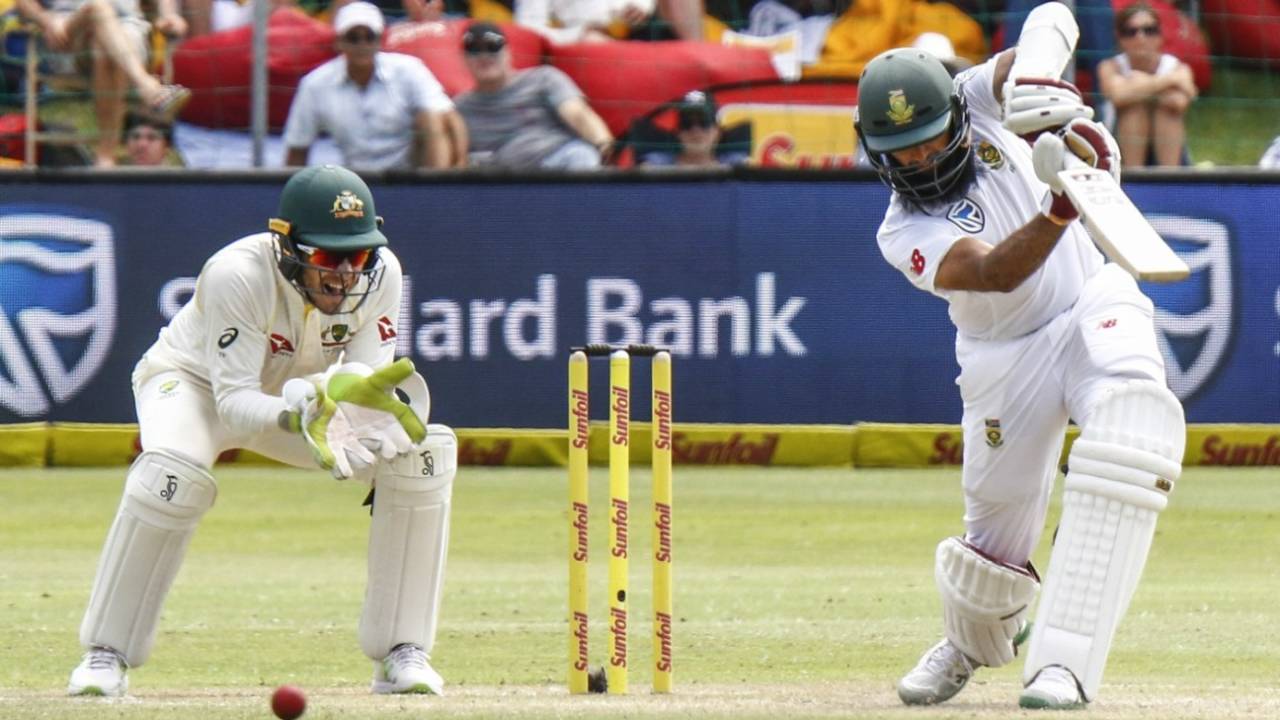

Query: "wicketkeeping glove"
<box><xmin>1002</xmin><ymin>77</ymin><xmax>1094</xmax><ymax>140</ymax></box>
<box><xmin>324</xmin><ymin>358</ymin><xmax>429</xmax><ymax>460</ymax></box>
<box><xmin>282</xmin><ymin>379</ymin><xmax>377</xmax><ymax>480</ymax></box>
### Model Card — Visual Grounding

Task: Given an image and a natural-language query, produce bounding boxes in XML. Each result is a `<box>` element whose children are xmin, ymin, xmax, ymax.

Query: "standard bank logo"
<box><xmin>1144</xmin><ymin>216</ymin><xmax>1232</xmax><ymax>401</ymax></box>
<box><xmin>0</xmin><ymin>211</ymin><xmax>117</xmax><ymax>417</ymax></box>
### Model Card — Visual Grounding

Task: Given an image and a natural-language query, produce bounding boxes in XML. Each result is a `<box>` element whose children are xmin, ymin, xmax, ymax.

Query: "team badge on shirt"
<box><xmin>947</xmin><ymin>199</ymin><xmax>985</xmax><ymax>234</ymax></box>
<box><xmin>976</xmin><ymin>140</ymin><xmax>1005</xmax><ymax>170</ymax></box>
<box><xmin>322</xmin><ymin>324</ymin><xmax>350</xmax><ymax>346</ymax></box>
<box><xmin>984</xmin><ymin>418</ymin><xmax>1003</xmax><ymax>448</ymax></box>
<box><xmin>331</xmin><ymin>191</ymin><xmax>365</xmax><ymax>219</ymax></box>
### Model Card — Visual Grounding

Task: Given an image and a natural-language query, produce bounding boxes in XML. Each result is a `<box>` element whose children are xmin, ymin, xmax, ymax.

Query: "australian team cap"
<box><xmin>276</xmin><ymin>165</ymin><xmax>387</xmax><ymax>251</ymax></box>
<box><xmin>856</xmin><ymin>50</ymin><xmax>956</xmax><ymax>154</ymax></box>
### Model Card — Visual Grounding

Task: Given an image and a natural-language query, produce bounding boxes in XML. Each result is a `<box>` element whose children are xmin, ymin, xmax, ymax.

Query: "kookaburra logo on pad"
<box><xmin>331</xmin><ymin>191</ymin><xmax>365</xmax><ymax>219</ymax></box>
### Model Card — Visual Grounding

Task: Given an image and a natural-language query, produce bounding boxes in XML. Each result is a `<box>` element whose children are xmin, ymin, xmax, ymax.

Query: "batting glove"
<box><xmin>282</xmin><ymin>379</ymin><xmax>377</xmax><ymax>480</ymax></box>
<box><xmin>1002</xmin><ymin>77</ymin><xmax>1094</xmax><ymax>140</ymax></box>
<box><xmin>1032</xmin><ymin>118</ymin><xmax>1122</xmax><ymax>225</ymax></box>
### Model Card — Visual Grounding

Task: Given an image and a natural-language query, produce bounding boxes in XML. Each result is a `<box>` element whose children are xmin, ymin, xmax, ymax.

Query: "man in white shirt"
<box><xmin>284</xmin><ymin>2</ymin><xmax>462</xmax><ymax>169</ymax></box>
<box><xmin>854</xmin><ymin>2</ymin><xmax>1185</xmax><ymax>710</ymax></box>
<box><xmin>66</xmin><ymin>165</ymin><xmax>457</xmax><ymax>700</ymax></box>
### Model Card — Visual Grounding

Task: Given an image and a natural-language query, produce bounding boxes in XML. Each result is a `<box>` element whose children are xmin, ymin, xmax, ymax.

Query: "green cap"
<box><xmin>856</xmin><ymin>50</ymin><xmax>956</xmax><ymax>153</ymax></box>
<box><xmin>274</xmin><ymin>165</ymin><xmax>387</xmax><ymax>250</ymax></box>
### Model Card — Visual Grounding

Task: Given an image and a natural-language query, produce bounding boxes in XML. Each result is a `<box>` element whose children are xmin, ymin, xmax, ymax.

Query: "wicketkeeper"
<box><xmin>854</xmin><ymin>1</ymin><xmax>1185</xmax><ymax>709</ymax></box>
<box><xmin>67</xmin><ymin>165</ymin><xmax>456</xmax><ymax>698</ymax></box>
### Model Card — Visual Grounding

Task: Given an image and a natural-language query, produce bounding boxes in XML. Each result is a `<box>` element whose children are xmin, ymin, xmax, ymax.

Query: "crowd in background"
<box><xmin>0</xmin><ymin>0</ymin><xmax>1261</xmax><ymax>170</ymax></box>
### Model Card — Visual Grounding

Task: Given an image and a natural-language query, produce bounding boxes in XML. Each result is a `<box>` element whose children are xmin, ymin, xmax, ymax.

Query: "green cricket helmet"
<box><xmin>854</xmin><ymin>49</ymin><xmax>974</xmax><ymax>204</ymax></box>
<box><xmin>270</xmin><ymin>165</ymin><xmax>387</xmax><ymax>314</ymax></box>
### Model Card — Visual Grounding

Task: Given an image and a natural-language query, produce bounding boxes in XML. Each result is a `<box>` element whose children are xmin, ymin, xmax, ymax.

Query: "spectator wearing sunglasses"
<box><xmin>1097</xmin><ymin>2</ymin><xmax>1196</xmax><ymax>167</ymax></box>
<box><xmin>454</xmin><ymin>21</ymin><xmax>615</xmax><ymax>169</ymax></box>
<box><xmin>119</xmin><ymin>112</ymin><xmax>183</xmax><ymax>167</ymax></box>
<box><xmin>283</xmin><ymin>1</ymin><xmax>462</xmax><ymax>170</ymax></box>
<box><xmin>637</xmin><ymin>91</ymin><xmax>747</xmax><ymax>168</ymax></box>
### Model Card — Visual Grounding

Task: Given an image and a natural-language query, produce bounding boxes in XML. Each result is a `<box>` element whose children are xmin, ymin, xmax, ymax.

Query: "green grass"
<box><xmin>0</xmin><ymin>466</ymin><xmax>1277</xmax><ymax>719</ymax></box>
<box><xmin>1185</xmin><ymin>67</ymin><xmax>1280</xmax><ymax>166</ymax></box>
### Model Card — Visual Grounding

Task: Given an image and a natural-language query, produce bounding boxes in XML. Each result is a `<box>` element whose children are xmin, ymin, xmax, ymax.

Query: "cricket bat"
<box><xmin>1056</xmin><ymin>166</ymin><xmax>1190</xmax><ymax>283</ymax></box>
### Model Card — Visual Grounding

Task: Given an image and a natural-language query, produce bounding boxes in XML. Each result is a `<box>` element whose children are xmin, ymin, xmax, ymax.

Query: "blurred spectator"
<box><xmin>14</xmin><ymin>0</ymin><xmax>190</xmax><ymax>166</ymax></box>
<box><xmin>182</xmin><ymin>0</ymin><xmax>297</xmax><ymax>37</ymax></box>
<box><xmin>637</xmin><ymin>91</ymin><xmax>748</xmax><ymax>167</ymax></box>
<box><xmin>1097</xmin><ymin>2</ymin><xmax>1195</xmax><ymax>167</ymax></box>
<box><xmin>515</xmin><ymin>0</ymin><xmax>704</xmax><ymax>44</ymax></box>
<box><xmin>120</xmin><ymin>111</ymin><xmax>183</xmax><ymax>165</ymax></box>
<box><xmin>282</xmin><ymin>1</ymin><xmax>460</xmax><ymax>169</ymax></box>
<box><xmin>454</xmin><ymin>21</ymin><xmax>614</xmax><ymax>169</ymax></box>
<box><xmin>912</xmin><ymin>30</ymin><xmax>970</xmax><ymax>75</ymax></box>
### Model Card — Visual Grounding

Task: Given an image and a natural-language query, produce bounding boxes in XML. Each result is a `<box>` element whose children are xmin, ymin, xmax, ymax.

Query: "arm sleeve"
<box><xmin>957</xmin><ymin>54</ymin><xmax>1003</xmax><ymax>123</ymax></box>
<box><xmin>282</xmin><ymin>74</ymin><xmax>321</xmax><ymax>149</ymax></box>
<box><xmin>876</xmin><ymin>206</ymin><xmax>965</xmax><ymax>299</ymax></box>
<box><xmin>343</xmin><ymin>249</ymin><xmax>403</xmax><ymax>368</ymax></box>
<box><xmin>541</xmin><ymin>66</ymin><xmax>585</xmax><ymax>109</ymax></box>
<box><xmin>406</xmin><ymin>58</ymin><xmax>455</xmax><ymax>113</ymax></box>
<box><xmin>199</xmin><ymin>261</ymin><xmax>289</xmax><ymax>433</ymax></box>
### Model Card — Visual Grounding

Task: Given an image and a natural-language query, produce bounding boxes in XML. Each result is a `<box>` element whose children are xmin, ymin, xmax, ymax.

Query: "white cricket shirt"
<box><xmin>876</xmin><ymin>53</ymin><xmax>1105</xmax><ymax>341</ymax></box>
<box><xmin>135</xmin><ymin>233</ymin><xmax>403</xmax><ymax>434</ymax></box>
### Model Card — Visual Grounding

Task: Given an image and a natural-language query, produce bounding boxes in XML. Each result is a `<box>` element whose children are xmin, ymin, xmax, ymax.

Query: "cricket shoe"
<box><xmin>1020</xmin><ymin>665</ymin><xmax>1087</xmax><ymax>710</ymax></box>
<box><xmin>67</xmin><ymin>646</ymin><xmax>128</xmax><ymax>697</ymax></box>
<box><xmin>896</xmin><ymin>638</ymin><xmax>975</xmax><ymax>706</ymax></box>
<box><xmin>372</xmin><ymin>643</ymin><xmax>444</xmax><ymax>695</ymax></box>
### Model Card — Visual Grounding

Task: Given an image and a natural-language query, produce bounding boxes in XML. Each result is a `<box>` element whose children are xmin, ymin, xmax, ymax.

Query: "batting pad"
<box><xmin>80</xmin><ymin>450</ymin><xmax>218</xmax><ymax>667</ymax></box>
<box><xmin>1025</xmin><ymin>380</ymin><xmax>1185</xmax><ymax>700</ymax></box>
<box><xmin>936</xmin><ymin>536</ymin><xmax>1040</xmax><ymax>668</ymax></box>
<box><xmin>359</xmin><ymin>424</ymin><xmax>456</xmax><ymax>661</ymax></box>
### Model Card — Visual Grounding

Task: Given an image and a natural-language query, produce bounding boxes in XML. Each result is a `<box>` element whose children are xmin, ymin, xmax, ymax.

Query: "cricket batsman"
<box><xmin>67</xmin><ymin>165</ymin><xmax>456</xmax><ymax>698</ymax></box>
<box><xmin>854</xmin><ymin>2</ymin><xmax>1186</xmax><ymax>709</ymax></box>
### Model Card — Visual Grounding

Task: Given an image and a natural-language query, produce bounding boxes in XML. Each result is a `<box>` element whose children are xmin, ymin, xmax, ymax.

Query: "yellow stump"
<box><xmin>651</xmin><ymin>351</ymin><xmax>674</xmax><ymax>693</ymax></box>
<box><xmin>567</xmin><ymin>351</ymin><xmax>590</xmax><ymax>694</ymax></box>
<box><xmin>608</xmin><ymin>349</ymin><xmax>630</xmax><ymax>694</ymax></box>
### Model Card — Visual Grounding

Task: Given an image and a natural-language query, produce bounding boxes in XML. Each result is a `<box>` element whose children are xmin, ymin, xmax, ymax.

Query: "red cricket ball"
<box><xmin>271</xmin><ymin>685</ymin><xmax>307</xmax><ymax>720</ymax></box>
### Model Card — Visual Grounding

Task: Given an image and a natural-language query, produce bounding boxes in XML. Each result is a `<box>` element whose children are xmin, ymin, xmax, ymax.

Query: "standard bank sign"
<box><xmin>0</xmin><ymin>210</ymin><xmax>117</xmax><ymax>417</ymax></box>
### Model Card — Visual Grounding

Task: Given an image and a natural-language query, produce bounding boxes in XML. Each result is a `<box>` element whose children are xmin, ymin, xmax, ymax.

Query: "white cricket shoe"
<box><xmin>1020</xmin><ymin>665</ymin><xmax>1087</xmax><ymax>710</ymax></box>
<box><xmin>896</xmin><ymin>638</ymin><xmax>975</xmax><ymax>706</ymax></box>
<box><xmin>67</xmin><ymin>646</ymin><xmax>128</xmax><ymax>697</ymax></box>
<box><xmin>372</xmin><ymin>643</ymin><xmax>444</xmax><ymax>695</ymax></box>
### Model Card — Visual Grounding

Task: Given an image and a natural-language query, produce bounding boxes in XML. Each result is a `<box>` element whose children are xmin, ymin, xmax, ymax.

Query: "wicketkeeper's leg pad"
<box><xmin>359</xmin><ymin>424</ymin><xmax>456</xmax><ymax>661</ymax></box>
<box><xmin>936</xmin><ymin>536</ymin><xmax>1040</xmax><ymax>668</ymax></box>
<box><xmin>1024</xmin><ymin>380</ymin><xmax>1185</xmax><ymax>700</ymax></box>
<box><xmin>80</xmin><ymin>449</ymin><xmax>218</xmax><ymax>667</ymax></box>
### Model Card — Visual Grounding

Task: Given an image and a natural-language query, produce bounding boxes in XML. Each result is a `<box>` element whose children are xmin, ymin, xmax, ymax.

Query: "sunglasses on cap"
<box><xmin>342</xmin><ymin>28</ymin><xmax>381</xmax><ymax>45</ymax></box>
<box><xmin>464</xmin><ymin>32</ymin><xmax>506</xmax><ymax>54</ymax></box>
<box><xmin>1120</xmin><ymin>23</ymin><xmax>1160</xmax><ymax>38</ymax></box>
<box><xmin>299</xmin><ymin>244</ymin><xmax>374</xmax><ymax>270</ymax></box>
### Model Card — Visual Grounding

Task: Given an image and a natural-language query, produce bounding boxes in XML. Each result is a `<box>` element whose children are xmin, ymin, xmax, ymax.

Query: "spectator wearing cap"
<box><xmin>454</xmin><ymin>22</ymin><xmax>615</xmax><ymax>169</ymax></box>
<box><xmin>638</xmin><ymin>91</ymin><xmax>747</xmax><ymax>168</ymax></box>
<box><xmin>283</xmin><ymin>1</ymin><xmax>464</xmax><ymax>169</ymax></box>
<box><xmin>1097</xmin><ymin>2</ymin><xmax>1196</xmax><ymax>168</ymax></box>
<box><xmin>119</xmin><ymin>112</ymin><xmax>183</xmax><ymax>166</ymax></box>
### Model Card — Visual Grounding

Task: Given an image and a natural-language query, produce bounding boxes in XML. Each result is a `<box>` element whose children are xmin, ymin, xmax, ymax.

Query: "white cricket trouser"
<box><xmin>134</xmin><ymin>371</ymin><xmax>317</xmax><ymax>469</ymax></box>
<box><xmin>955</xmin><ymin>264</ymin><xmax>1166</xmax><ymax>565</ymax></box>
